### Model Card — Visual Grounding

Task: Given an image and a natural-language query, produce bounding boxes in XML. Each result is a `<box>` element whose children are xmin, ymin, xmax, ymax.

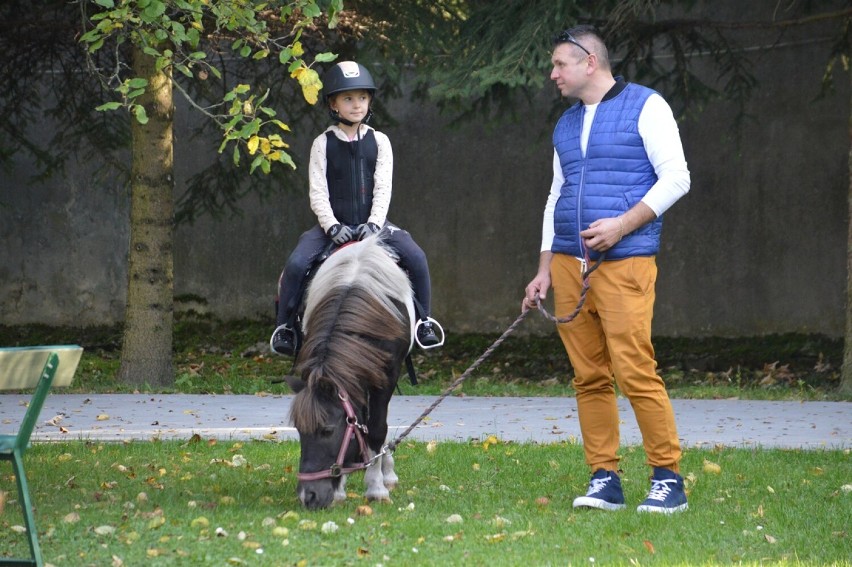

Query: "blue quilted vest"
<box><xmin>551</xmin><ymin>82</ymin><xmax>663</xmax><ymax>260</ymax></box>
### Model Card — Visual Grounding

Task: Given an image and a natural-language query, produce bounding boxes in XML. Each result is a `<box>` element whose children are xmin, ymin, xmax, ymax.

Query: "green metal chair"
<box><xmin>0</xmin><ymin>346</ymin><xmax>82</xmax><ymax>567</ymax></box>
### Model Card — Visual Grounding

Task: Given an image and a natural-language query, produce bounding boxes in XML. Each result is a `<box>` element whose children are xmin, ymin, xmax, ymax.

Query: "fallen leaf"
<box><xmin>703</xmin><ymin>459</ymin><xmax>722</xmax><ymax>474</ymax></box>
<box><xmin>190</xmin><ymin>517</ymin><xmax>209</xmax><ymax>529</ymax></box>
<box><xmin>765</xmin><ymin>534</ymin><xmax>777</xmax><ymax>544</ymax></box>
<box><xmin>643</xmin><ymin>540</ymin><xmax>655</xmax><ymax>554</ymax></box>
<box><xmin>445</xmin><ymin>514</ymin><xmax>463</xmax><ymax>524</ymax></box>
<box><xmin>321</xmin><ymin>521</ymin><xmax>339</xmax><ymax>533</ymax></box>
<box><xmin>96</xmin><ymin>414</ymin><xmax>110</xmax><ymax>421</ymax></box>
<box><xmin>94</xmin><ymin>525</ymin><xmax>116</xmax><ymax>536</ymax></box>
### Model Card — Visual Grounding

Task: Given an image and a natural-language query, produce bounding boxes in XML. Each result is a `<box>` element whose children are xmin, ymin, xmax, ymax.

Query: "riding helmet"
<box><xmin>323</xmin><ymin>61</ymin><xmax>376</xmax><ymax>100</ymax></box>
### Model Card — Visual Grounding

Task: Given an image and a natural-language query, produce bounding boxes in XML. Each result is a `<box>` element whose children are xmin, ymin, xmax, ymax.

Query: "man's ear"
<box><xmin>283</xmin><ymin>375</ymin><xmax>306</xmax><ymax>393</ymax></box>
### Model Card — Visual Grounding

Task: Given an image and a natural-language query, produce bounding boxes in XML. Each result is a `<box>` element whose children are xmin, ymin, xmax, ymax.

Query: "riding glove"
<box><xmin>327</xmin><ymin>224</ymin><xmax>354</xmax><ymax>245</ymax></box>
<box><xmin>355</xmin><ymin>222</ymin><xmax>381</xmax><ymax>240</ymax></box>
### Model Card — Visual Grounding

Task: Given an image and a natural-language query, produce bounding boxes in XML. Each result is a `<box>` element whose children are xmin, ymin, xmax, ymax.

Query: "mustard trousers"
<box><xmin>551</xmin><ymin>254</ymin><xmax>681</xmax><ymax>473</ymax></box>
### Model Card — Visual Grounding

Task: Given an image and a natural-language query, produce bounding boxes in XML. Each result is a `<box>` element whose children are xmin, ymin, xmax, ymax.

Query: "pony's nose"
<box><xmin>299</xmin><ymin>486</ymin><xmax>324</xmax><ymax>510</ymax></box>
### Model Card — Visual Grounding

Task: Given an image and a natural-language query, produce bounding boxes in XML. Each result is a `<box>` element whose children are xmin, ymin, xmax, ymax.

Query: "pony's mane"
<box><xmin>290</xmin><ymin>235</ymin><xmax>413</xmax><ymax>433</ymax></box>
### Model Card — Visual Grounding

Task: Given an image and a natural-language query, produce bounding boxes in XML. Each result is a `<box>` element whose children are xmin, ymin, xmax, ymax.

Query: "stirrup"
<box><xmin>414</xmin><ymin>317</ymin><xmax>445</xmax><ymax>350</ymax></box>
<box><xmin>270</xmin><ymin>324</ymin><xmax>299</xmax><ymax>354</ymax></box>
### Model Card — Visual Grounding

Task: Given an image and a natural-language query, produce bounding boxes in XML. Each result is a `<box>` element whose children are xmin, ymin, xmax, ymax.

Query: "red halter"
<box><xmin>296</xmin><ymin>389</ymin><xmax>373</xmax><ymax>481</ymax></box>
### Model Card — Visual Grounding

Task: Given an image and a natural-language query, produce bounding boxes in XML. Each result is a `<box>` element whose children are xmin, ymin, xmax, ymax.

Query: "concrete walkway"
<box><xmin>1</xmin><ymin>394</ymin><xmax>849</xmax><ymax>449</ymax></box>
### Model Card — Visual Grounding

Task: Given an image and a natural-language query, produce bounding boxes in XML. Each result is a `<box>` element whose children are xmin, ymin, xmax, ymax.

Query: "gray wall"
<box><xmin>1</xmin><ymin>16</ymin><xmax>848</xmax><ymax>338</ymax></box>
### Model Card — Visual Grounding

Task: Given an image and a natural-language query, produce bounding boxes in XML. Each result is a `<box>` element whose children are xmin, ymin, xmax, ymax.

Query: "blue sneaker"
<box><xmin>572</xmin><ymin>469</ymin><xmax>626</xmax><ymax>511</ymax></box>
<box><xmin>637</xmin><ymin>467</ymin><xmax>689</xmax><ymax>514</ymax></box>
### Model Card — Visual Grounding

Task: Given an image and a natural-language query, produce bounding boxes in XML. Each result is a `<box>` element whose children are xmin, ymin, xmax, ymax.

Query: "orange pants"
<box><xmin>551</xmin><ymin>254</ymin><xmax>681</xmax><ymax>473</ymax></box>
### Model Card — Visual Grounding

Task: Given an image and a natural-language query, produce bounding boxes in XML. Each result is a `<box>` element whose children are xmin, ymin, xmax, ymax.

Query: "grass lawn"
<box><xmin>0</xmin><ymin>322</ymin><xmax>849</xmax><ymax>564</ymax></box>
<box><xmin>0</xmin><ymin>440</ymin><xmax>849</xmax><ymax>566</ymax></box>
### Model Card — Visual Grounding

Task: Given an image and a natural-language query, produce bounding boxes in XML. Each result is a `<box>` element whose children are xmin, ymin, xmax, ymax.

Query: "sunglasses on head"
<box><xmin>556</xmin><ymin>30</ymin><xmax>591</xmax><ymax>56</ymax></box>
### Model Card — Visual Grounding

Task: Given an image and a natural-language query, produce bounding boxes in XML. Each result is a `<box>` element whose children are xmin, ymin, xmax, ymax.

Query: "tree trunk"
<box><xmin>118</xmin><ymin>45</ymin><xmax>175</xmax><ymax>388</ymax></box>
<box><xmin>842</xmin><ymin>66</ymin><xmax>852</xmax><ymax>395</ymax></box>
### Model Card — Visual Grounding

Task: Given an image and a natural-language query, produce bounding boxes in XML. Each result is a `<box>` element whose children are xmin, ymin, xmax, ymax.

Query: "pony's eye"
<box><xmin>319</xmin><ymin>425</ymin><xmax>335</xmax><ymax>438</ymax></box>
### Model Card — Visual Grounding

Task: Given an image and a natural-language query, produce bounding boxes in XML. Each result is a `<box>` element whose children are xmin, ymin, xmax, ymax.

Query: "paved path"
<box><xmin>1</xmin><ymin>394</ymin><xmax>849</xmax><ymax>449</ymax></box>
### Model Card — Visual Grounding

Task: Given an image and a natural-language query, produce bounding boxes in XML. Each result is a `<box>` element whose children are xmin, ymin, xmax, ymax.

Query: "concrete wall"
<box><xmin>1</xmin><ymin>9</ymin><xmax>848</xmax><ymax>338</ymax></box>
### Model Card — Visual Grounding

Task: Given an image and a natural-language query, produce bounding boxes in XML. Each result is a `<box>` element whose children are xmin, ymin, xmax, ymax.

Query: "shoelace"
<box><xmin>587</xmin><ymin>476</ymin><xmax>611</xmax><ymax>495</ymax></box>
<box><xmin>645</xmin><ymin>479</ymin><xmax>676</xmax><ymax>501</ymax></box>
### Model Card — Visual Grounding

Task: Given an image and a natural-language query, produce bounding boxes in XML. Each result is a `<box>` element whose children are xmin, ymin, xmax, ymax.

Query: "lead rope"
<box><xmin>384</xmin><ymin>252</ymin><xmax>605</xmax><ymax>453</ymax></box>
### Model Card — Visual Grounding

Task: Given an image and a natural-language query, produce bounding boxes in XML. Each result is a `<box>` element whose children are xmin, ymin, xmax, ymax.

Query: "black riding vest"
<box><xmin>325</xmin><ymin>130</ymin><xmax>378</xmax><ymax>226</ymax></box>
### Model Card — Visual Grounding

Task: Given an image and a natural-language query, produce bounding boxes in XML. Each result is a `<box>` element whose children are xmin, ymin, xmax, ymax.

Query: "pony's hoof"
<box><xmin>366</xmin><ymin>488</ymin><xmax>391</xmax><ymax>503</ymax></box>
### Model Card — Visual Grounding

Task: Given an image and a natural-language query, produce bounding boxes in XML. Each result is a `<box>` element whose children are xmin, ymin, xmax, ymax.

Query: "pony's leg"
<box><xmin>364</xmin><ymin>450</ymin><xmax>391</xmax><ymax>502</ymax></box>
<box><xmin>381</xmin><ymin>451</ymin><xmax>398</xmax><ymax>490</ymax></box>
<box><xmin>333</xmin><ymin>475</ymin><xmax>348</xmax><ymax>503</ymax></box>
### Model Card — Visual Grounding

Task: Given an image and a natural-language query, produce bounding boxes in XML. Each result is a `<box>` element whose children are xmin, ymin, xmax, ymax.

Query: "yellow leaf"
<box><xmin>247</xmin><ymin>136</ymin><xmax>259</xmax><ymax>155</ymax></box>
<box><xmin>147</xmin><ymin>516</ymin><xmax>166</xmax><ymax>529</ymax></box>
<box><xmin>292</xmin><ymin>41</ymin><xmax>304</xmax><ymax>57</ymax></box>
<box><xmin>295</xmin><ymin>67</ymin><xmax>321</xmax><ymax>105</ymax></box>
<box><xmin>191</xmin><ymin>516</ymin><xmax>209</xmax><ymax>528</ymax></box>
<box><xmin>703</xmin><ymin>459</ymin><xmax>722</xmax><ymax>474</ymax></box>
<box><xmin>96</xmin><ymin>413</ymin><xmax>110</xmax><ymax>421</ymax></box>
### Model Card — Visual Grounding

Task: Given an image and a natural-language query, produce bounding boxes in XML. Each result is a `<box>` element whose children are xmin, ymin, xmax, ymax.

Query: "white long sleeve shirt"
<box><xmin>540</xmin><ymin>93</ymin><xmax>690</xmax><ymax>252</ymax></box>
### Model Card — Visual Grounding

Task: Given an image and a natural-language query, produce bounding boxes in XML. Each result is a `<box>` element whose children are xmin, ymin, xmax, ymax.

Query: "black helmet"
<box><xmin>322</xmin><ymin>61</ymin><xmax>377</xmax><ymax>102</ymax></box>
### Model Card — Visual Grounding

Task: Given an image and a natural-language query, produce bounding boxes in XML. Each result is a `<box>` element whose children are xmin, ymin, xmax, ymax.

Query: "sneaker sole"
<box><xmin>572</xmin><ymin>496</ymin><xmax>626</xmax><ymax>511</ymax></box>
<box><xmin>636</xmin><ymin>502</ymin><xmax>689</xmax><ymax>514</ymax></box>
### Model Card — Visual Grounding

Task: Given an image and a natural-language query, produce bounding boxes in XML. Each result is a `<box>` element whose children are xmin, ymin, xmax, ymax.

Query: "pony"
<box><xmin>284</xmin><ymin>234</ymin><xmax>414</xmax><ymax>510</ymax></box>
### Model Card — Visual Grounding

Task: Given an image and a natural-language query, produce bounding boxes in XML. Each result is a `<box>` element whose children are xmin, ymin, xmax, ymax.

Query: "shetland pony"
<box><xmin>285</xmin><ymin>235</ymin><xmax>413</xmax><ymax>509</ymax></box>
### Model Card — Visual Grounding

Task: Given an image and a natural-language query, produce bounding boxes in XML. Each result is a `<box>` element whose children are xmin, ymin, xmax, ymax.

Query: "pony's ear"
<box><xmin>282</xmin><ymin>375</ymin><xmax>306</xmax><ymax>393</ymax></box>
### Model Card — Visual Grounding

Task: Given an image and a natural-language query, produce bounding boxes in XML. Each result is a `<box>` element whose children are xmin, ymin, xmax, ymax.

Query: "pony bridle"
<box><xmin>297</xmin><ymin>389</ymin><xmax>376</xmax><ymax>482</ymax></box>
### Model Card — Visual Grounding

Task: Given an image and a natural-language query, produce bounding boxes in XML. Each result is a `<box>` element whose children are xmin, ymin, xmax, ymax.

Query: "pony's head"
<box><xmin>286</xmin><ymin>375</ymin><xmax>368</xmax><ymax>509</ymax></box>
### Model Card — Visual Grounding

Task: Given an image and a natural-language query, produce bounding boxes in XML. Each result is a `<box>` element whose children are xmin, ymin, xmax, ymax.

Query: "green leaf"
<box><xmin>128</xmin><ymin>78</ymin><xmax>149</xmax><ymax>89</ymax></box>
<box><xmin>133</xmin><ymin>105</ymin><xmax>149</xmax><ymax>125</ymax></box>
<box><xmin>314</xmin><ymin>52</ymin><xmax>337</xmax><ymax>63</ymax></box>
<box><xmin>94</xmin><ymin>0</ymin><xmax>115</xmax><ymax>7</ymax></box>
<box><xmin>88</xmin><ymin>38</ymin><xmax>105</xmax><ymax>53</ymax></box>
<box><xmin>95</xmin><ymin>102</ymin><xmax>123</xmax><ymax>111</ymax></box>
<box><xmin>249</xmin><ymin>155</ymin><xmax>265</xmax><ymax>174</ymax></box>
<box><xmin>240</xmin><ymin>45</ymin><xmax>252</xmax><ymax>58</ymax></box>
<box><xmin>278</xmin><ymin>47</ymin><xmax>292</xmax><ymax>64</ymax></box>
<box><xmin>232</xmin><ymin>145</ymin><xmax>240</xmax><ymax>165</ymax></box>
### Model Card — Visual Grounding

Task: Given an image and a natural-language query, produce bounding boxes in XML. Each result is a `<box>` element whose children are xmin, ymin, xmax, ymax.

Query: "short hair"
<box><xmin>554</xmin><ymin>25</ymin><xmax>610</xmax><ymax>69</ymax></box>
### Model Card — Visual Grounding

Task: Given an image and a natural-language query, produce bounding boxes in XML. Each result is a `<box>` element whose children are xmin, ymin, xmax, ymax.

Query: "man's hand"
<box><xmin>580</xmin><ymin>216</ymin><xmax>624</xmax><ymax>252</ymax></box>
<box><xmin>327</xmin><ymin>224</ymin><xmax>354</xmax><ymax>245</ymax></box>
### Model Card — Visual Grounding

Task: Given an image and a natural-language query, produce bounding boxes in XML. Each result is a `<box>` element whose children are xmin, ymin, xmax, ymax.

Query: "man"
<box><xmin>524</xmin><ymin>25</ymin><xmax>691</xmax><ymax>513</ymax></box>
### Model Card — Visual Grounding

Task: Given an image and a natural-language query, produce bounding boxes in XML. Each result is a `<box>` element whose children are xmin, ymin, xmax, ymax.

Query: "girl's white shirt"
<box><xmin>540</xmin><ymin>93</ymin><xmax>691</xmax><ymax>252</ymax></box>
<box><xmin>309</xmin><ymin>124</ymin><xmax>393</xmax><ymax>232</ymax></box>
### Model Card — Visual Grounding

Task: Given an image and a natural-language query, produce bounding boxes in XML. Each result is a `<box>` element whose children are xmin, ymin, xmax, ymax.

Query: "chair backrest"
<box><xmin>0</xmin><ymin>346</ymin><xmax>83</xmax><ymax>453</ymax></box>
<box><xmin>15</xmin><ymin>353</ymin><xmax>60</xmax><ymax>450</ymax></box>
<box><xmin>0</xmin><ymin>346</ymin><xmax>83</xmax><ymax>390</ymax></box>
